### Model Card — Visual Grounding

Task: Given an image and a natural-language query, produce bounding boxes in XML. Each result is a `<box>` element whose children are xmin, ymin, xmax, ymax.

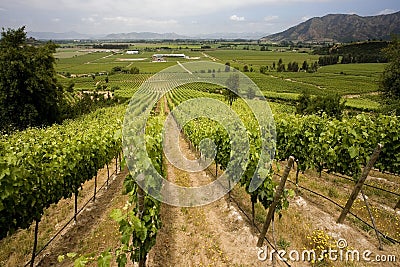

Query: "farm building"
<box><xmin>152</xmin><ymin>53</ymin><xmax>186</xmax><ymax>62</ymax></box>
<box><xmin>126</xmin><ymin>50</ymin><xmax>139</xmax><ymax>54</ymax></box>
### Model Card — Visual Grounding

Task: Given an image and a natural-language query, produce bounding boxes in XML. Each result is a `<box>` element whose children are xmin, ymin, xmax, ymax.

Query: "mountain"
<box><xmin>193</xmin><ymin>32</ymin><xmax>268</xmax><ymax>40</ymax></box>
<box><xmin>261</xmin><ymin>11</ymin><xmax>400</xmax><ymax>43</ymax></box>
<box><xmin>104</xmin><ymin>32</ymin><xmax>267</xmax><ymax>40</ymax></box>
<box><xmin>104</xmin><ymin>32</ymin><xmax>190</xmax><ymax>40</ymax></box>
<box><xmin>27</xmin><ymin>31</ymin><xmax>267</xmax><ymax>41</ymax></box>
<box><xmin>27</xmin><ymin>31</ymin><xmax>101</xmax><ymax>40</ymax></box>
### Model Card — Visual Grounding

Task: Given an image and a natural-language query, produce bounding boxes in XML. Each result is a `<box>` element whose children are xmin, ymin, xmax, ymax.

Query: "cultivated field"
<box><xmin>1</xmin><ymin>42</ymin><xmax>398</xmax><ymax>267</ymax></box>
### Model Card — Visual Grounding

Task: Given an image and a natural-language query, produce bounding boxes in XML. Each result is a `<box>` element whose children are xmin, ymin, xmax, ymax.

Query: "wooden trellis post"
<box><xmin>337</xmin><ymin>144</ymin><xmax>383</xmax><ymax>224</ymax></box>
<box><xmin>395</xmin><ymin>199</ymin><xmax>400</xmax><ymax>210</ymax></box>
<box><xmin>257</xmin><ymin>156</ymin><xmax>294</xmax><ymax>247</ymax></box>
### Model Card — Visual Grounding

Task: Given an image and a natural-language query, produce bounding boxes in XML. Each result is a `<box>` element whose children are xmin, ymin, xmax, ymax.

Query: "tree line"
<box><xmin>259</xmin><ymin>58</ymin><xmax>319</xmax><ymax>74</ymax></box>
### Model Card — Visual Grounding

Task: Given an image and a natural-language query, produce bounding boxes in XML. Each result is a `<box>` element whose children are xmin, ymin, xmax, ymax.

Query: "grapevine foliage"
<box><xmin>0</xmin><ymin>106</ymin><xmax>124</xmax><ymax>239</ymax></box>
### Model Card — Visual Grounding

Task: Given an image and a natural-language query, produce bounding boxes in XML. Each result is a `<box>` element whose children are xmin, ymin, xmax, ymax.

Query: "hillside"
<box><xmin>261</xmin><ymin>11</ymin><xmax>400</xmax><ymax>43</ymax></box>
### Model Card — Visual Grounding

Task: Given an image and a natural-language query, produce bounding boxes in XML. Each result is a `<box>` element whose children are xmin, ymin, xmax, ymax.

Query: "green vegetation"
<box><xmin>224</xmin><ymin>73</ymin><xmax>240</xmax><ymax>106</ymax></box>
<box><xmin>0</xmin><ymin>105</ymin><xmax>123</xmax><ymax>238</ymax></box>
<box><xmin>380</xmin><ymin>36</ymin><xmax>400</xmax><ymax>115</ymax></box>
<box><xmin>296</xmin><ymin>91</ymin><xmax>346</xmax><ymax>119</ymax></box>
<box><xmin>1</xmin><ymin>35</ymin><xmax>400</xmax><ymax>266</ymax></box>
<box><xmin>0</xmin><ymin>27</ymin><xmax>63</xmax><ymax>131</ymax></box>
<box><xmin>316</xmin><ymin>41</ymin><xmax>389</xmax><ymax>63</ymax></box>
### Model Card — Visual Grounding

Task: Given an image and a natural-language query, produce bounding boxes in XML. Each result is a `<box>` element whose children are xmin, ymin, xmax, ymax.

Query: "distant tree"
<box><xmin>296</xmin><ymin>90</ymin><xmax>312</xmax><ymax>114</ymax></box>
<box><xmin>287</xmin><ymin>62</ymin><xmax>292</xmax><ymax>72</ymax></box>
<box><xmin>296</xmin><ymin>91</ymin><xmax>346</xmax><ymax>119</ymax></box>
<box><xmin>67</xmin><ymin>81</ymin><xmax>75</xmax><ymax>93</ymax></box>
<box><xmin>224</xmin><ymin>73</ymin><xmax>240</xmax><ymax>106</ymax></box>
<box><xmin>307</xmin><ymin>62</ymin><xmax>319</xmax><ymax>73</ymax></box>
<box><xmin>243</xmin><ymin>65</ymin><xmax>249</xmax><ymax>72</ymax></box>
<box><xmin>287</xmin><ymin>61</ymin><xmax>299</xmax><ymax>72</ymax></box>
<box><xmin>111</xmin><ymin>66</ymin><xmax>123</xmax><ymax>74</ymax></box>
<box><xmin>289</xmin><ymin>61</ymin><xmax>299</xmax><ymax>72</ymax></box>
<box><xmin>277</xmin><ymin>63</ymin><xmax>286</xmax><ymax>72</ymax></box>
<box><xmin>247</xmin><ymin>86</ymin><xmax>256</xmax><ymax>99</ymax></box>
<box><xmin>91</xmin><ymin>74</ymin><xmax>96</xmax><ymax>80</ymax></box>
<box><xmin>105</xmin><ymin>76</ymin><xmax>109</xmax><ymax>83</ymax></box>
<box><xmin>302</xmin><ymin>60</ymin><xmax>309</xmax><ymax>72</ymax></box>
<box><xmin>277</xmin><ymin>58</ymin><xmax>286</xmax><ymax>72</ymax></box>
<box><xmin>225</xmin><ymin>62</ymin><xmax>231</xmax><ymax>72</ymax></box>
<box><xmin>318</xmin><ymin>55</ymin><xmax>339</xmax><ymax>66</ymax></box>
<box><xmin>272</xmin><ymin>62</ymin><xmax>276</xmax><ymax>70</ymax></box>
<box><xmin>130</xmin><ymin>66</ymin><xmax>140</xmax><ymax>74</ymax></box>
<box><xmin>341</xmin><ymin>54</ymin><xmax>353</xmax><ymax>64</ymax></box>
<box><xmin>260</xmin><ymin>66</ymin><xmax>267</xmax><ymax>74</ymax></box>
<box><xmin>0</xmin><ymin>27</ymin><xmax>63</xmax><ymax>131</ymax></box>
<box><xmin>380</xmin><ymin>35</ymin><xmax>400</xmax><ymax>115</ymax></box>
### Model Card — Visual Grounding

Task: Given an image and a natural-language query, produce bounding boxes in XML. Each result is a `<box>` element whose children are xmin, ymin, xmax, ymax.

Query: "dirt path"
<box><xmin>147</xmin><ymin>99</ymin><xmax>266</xmax><ymax>267</ymax></box>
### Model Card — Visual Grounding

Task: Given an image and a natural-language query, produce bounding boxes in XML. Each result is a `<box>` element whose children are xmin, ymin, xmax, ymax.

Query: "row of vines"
<box><xmin>0</xmin><ymin>105</ymin><xmax>124</xmax><ymax>239</ymax></box>
<box><xmin>166</xmin><ymin>86</ymin><xmax>400</xmax><ymax>230</ymax></box>
<box><xmin>170</xmin><ymin>86</ymin><xmax>400</xmax><ymax>178</ymax></box>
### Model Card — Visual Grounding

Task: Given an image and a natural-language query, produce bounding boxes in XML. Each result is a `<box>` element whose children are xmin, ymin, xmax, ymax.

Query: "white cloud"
<box><xmin>230</xmin><ymin>15</ymin><xmax>245</xmax><ymax>21</ymax></box>
<box><xmin>9</xmin><ymin>0</ymin><xmax>332</xmax><ymax>18</ymax></box>
<box><xmin>103</xmin><ymin>16</ymin><xmax>178</xmax><ymax>27</ymax></box>
<box><xmin>81</xmin><ymin>17</ymin><xmax>96</xmax><ymax>23</ymax></box>
<box><xmin>264</xmin><ymin>15</ymin><xmax>278</xmax><ymax>21</ymax></box>
<box><xmin>301</xmin><ymin>16</ymin><xmax>311</xmax><ymax>21</ymax></box>
<box><xmin>377</xmin><ymin>9</ymin><xmax>396</xmax><ymax>15</ymax></box>
<box><xmin>0</xmin><ymin>7</ymin><xmax>6</xmax><ymax>11</ymax></box>
<box><xmin>52</xmin><ymin>18</ymin><xmax>60</xmax><ymax>22</ymax></box>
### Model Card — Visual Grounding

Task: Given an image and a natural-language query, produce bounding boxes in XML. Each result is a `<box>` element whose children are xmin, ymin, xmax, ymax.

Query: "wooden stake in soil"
<box><xmin>115</xmin><ymin>155</ymin><xmax>118</xmax><ymax>175</ymax></box>
<box><xmin>106</xmin><ymin>163</ymin><xmax>110</xmax><ymax>187</ymax></box>
<box><xmin>137</xmin><ymin>186</ymin><xmax>145</xmax><ymax>219</ymax></box>
<box><xmin>252</xmin><ymin>200</ymin><xmax>255</xmax><ymax>226</ymax></box>
<box><xmin>271</xmin><ymin>214</ymin><xmax>277</xmax><ymax>267</ymax></box>
<box><xmin>361</xmin><ymin>189</ymin><xmax>383</xmax><ymax>250</ymax></box>
<box><xmin>257</xmin><ymin>156</ymin><xmax>294</xmax><ymax>247</ymax></box>
<box><xmin>215</xmin><ymin>151</ymin><xmax>218</xmax><ymax>177</ymax></box>
<box><xmin>93</xmin><ymin>174</ymin><xmax>97</xmax><ymax>202</ymax></box>
<box><xmin>395</xmin><ymin>199</ymin><xmax>400</xmax><ymax>210</ymax></box>
<box><xmin>137</xmin><ymin>186</ymin><xmax>146</xmax><ymax>267</ymax></box>
<box><xmin>74</xmin><ymin>191</ymin><xmax>78</xmax><ymax>222</ymax></box>
<box><xmin>119</xmin><ymin>152</ymin><xmax>122</xmax><ymax>171</ymax></box>
<box><xmin>228</xmin><ymin>179</ymin><xmax>231</xmax><ymax>208</ymax></box>
<box><xmin>337</xmin><ymin>144</ymin><xmax>383</xmax><ymax>224</ymax></box>
<box><xmin>30</xmin><ymin>220</ymin><xmax>39</xmax><ymax>267</ymax></box>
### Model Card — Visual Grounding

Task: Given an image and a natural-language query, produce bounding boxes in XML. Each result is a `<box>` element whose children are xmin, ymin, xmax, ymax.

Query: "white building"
<box><xmin>126</xmin><ymin>50</ymin><xmax>139</xmax><ymax>55</ymax></box>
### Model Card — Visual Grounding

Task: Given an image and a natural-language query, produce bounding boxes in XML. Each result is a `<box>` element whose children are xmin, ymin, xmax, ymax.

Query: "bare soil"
<box><xmin>147</xmin><ymin>129</ymin><xmax>264</xmax><ymax>267</ymax></box>
<box><xmin>36</xmin><ymin>168</ymin><xmax>129</xmax><ymax>267</ymax></box>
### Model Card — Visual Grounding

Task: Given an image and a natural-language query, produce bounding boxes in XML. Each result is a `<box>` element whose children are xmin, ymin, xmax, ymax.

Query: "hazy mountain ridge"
<box><xmin>27</xmin><ymin>31</ymin><xmax>268</xmax><ymax>40</ymax></box>
<box><xmin>104</xmin><ymin>32</ymin><xmax>190</xmax><ymax>40</ymax></box>
<box><xmin>262</xmin><ymin>11</ymin><xmax>400</xmax><ymax>43</ymax></box>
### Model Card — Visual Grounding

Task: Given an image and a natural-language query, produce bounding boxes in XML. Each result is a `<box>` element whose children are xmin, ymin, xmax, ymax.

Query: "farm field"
<box><xmin>1</xmin><ymin>42</ymin><xmax>399</xmax><ymax>267</ymax></box>
<box><xmin>55</xmin><ymin>47</ymin><xmax>384</xmax><ymax>110</ymax></box>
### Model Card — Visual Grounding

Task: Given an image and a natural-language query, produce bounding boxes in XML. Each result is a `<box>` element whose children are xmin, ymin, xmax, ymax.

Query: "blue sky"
<box><xmin>0</xmin><ymin>0</ymin><xmax>399</xmax><ymax>35</ymax></box>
